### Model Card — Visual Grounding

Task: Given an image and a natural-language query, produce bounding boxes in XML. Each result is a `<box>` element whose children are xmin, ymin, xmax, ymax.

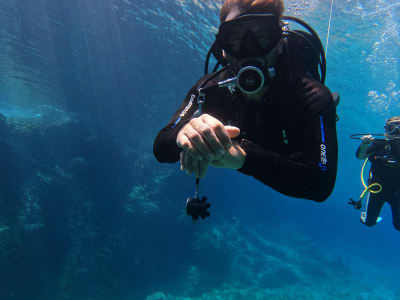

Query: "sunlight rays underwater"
<box><xmin>0</xmin><ymin>0</ymin><xmax>399</xmax><ymax>299</ymax></box>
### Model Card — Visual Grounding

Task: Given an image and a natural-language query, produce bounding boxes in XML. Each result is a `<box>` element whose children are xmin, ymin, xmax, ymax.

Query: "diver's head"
<box><xmin>216</xmin><ymin>0</ymin><xmax>284</xmax><ymax>97</ymax></box>
<box><xmin>220</xmin><ymin>0</ymin><xmax>284</xmax><ymax>24</ymax></box>
<box><xmin>385</xmin><ymin>116</ymin><xmax>400</xmax><ymax>139</ymax></box>
<box><xmin>218</xmin><ymin>0</ymin><xmax>284</xmax><ymax>61</ymax></box>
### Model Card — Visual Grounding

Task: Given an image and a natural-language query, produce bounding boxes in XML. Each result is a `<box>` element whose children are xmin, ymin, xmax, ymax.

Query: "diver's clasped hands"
<box><xmin>361</xmin><ymin>135</ymin><xmax>374</xmax><ymax>144</ymax></box>
<box><xmin>176</xmin><ymin>114</ymin><xmax>246</xmax><ymax>178</ymax></box>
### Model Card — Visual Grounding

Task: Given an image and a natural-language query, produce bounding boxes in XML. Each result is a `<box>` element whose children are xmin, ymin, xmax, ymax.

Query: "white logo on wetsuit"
<box><xmin>319</xmin><ymin>144</ymin><xmax>327</xmax><ymax>171</ymax></box>
<box><xmin>179</xmin><ymin>94</ymin><xmax>196</xmax><ymax>117</ymax></box>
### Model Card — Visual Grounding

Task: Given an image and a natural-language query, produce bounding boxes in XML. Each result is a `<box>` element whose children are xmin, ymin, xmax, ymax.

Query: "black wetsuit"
<box><xmin>356</xmin><ymin>139</ymin><xmax>400</xmax><ymax>230</ymax></box>
<box><xmin>153</xmin><ymin>69</ymin><xmax>338</xmax><ymax>202</ymax></box>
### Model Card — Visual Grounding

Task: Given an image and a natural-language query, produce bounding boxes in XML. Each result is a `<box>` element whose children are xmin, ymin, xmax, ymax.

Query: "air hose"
<box><xmin>359</xmin><ymin>158</ymin><xmax>382</xmax><ymax>200</ymax></box>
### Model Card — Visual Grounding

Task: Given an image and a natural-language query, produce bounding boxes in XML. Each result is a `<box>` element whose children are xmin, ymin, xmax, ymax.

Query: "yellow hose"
<box><xmin>360</xmin><ymin>158</ymin><xmax>382</xmax><ymax>199</ymax></box>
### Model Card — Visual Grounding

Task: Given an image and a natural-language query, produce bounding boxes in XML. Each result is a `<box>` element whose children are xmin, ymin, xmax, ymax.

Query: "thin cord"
<box><xmin>195</xmin><ymin>178</ymin><xmax>200</xmax><ymax>199</ymax></box>
<box><xmin>325</xmin><ymin>0</ymin><xmax>334</xmax><ymax>58</ymax></box>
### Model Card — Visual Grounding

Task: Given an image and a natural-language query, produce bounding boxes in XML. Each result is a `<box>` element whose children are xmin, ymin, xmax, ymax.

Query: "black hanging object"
<box><xmin>186</xmin><ymin>178</ymin><xmax>211</xmax><ymax>220</ymax></box>
<box><xmin>348</xmin><ymin>198</ymin><xmax>362</xmax><ymax>210</ymax></box>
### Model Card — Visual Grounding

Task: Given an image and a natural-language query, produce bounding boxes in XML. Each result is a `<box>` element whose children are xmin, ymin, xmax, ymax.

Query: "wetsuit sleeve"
<box><xmin>356</xmin><ymin>141</ymin><xmax>377</xmax><ymax>159</ymax></box>
<box><xmin>238</xmin><ymin>82</ymin><xmax>338</xmax><ymax>202</ymax></box>
<box><xmin>153</xmin><ymin>85</ymin><xmax>199</xmax><ymax>163</ymax></box>
<box><xmin>356</xmin><ymin>141</ymin><xmax>381</xmax><ymax>159</ymax></box>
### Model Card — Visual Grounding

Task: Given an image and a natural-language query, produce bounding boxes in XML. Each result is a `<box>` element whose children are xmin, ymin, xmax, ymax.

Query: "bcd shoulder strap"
<box><xmin>280</xmin><ymin>30</ymin><xmax>322</xmax><ymax>83</ymax></box>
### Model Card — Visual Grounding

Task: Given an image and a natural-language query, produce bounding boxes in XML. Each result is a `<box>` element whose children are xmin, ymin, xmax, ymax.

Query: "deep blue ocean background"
<box><xmin>0</xmin><ymin>0</ymin><xmax>399</xmax><ymax>299</ymax></box>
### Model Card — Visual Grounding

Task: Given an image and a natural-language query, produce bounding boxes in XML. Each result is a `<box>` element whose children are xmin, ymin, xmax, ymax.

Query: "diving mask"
<box><xmin>386</xmin><ymin>121</ymin><xmax>400</xmax><ymax>136</ymax></box>
<box><xmin>216</xmin><ymin>14</ymin><xmax>282</xmax><ymax>59</ymax></box>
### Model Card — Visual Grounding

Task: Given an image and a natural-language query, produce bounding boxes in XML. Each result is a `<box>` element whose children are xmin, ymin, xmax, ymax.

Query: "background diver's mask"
<box><xmin>215</xmin><ymin>14</ymin><xmax>283</xmax><ymax>95</ymax></box>
<box><xmin>385</xmin><ymin>121</ymin><xmax>400</xmax><ymax>137</ymax></box>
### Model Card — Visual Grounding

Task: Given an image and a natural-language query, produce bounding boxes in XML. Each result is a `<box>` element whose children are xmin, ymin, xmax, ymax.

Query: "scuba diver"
<box><xmin>153</xmin><ymin>0</ymin><xmax>338</xmax><ymax>219</ymax></box>
<box><xmin>349</xmin><ymin>116</ymin><xmax>400</xmax><ymax>231</ymax></box>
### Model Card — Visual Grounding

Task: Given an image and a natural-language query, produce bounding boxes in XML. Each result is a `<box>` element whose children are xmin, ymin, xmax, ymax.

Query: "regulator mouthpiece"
<box><xmin>218</xmin><ymin>65</ymin><xmax>275</xmax><ymax>95</ymax></box>
<box><xmin>237</xmin><ymin>66</ymin><xmax>264</xmax><ymax>94</ymax></box>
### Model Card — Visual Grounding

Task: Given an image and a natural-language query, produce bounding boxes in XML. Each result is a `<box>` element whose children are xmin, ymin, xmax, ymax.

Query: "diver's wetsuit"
<box><xmin>153</xmin><ymin>70</ymin><xmax>338</xmax><ymax>202</ymax></box>
<box><xmin>356</xmin><ymin>139</ymin><xmax>400</xmax><ymax>230</ymax></box>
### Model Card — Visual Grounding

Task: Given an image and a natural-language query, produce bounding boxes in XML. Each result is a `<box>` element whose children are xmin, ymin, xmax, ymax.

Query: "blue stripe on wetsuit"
<box><xmin>171</xmin><ymin>117</ymin><xmax>182</xmax><ymax>128</ymax></box>
<box><xmin>320</xmin><ymin>116</ymin><xmax>326</xmax><ymax>143</ymax></box>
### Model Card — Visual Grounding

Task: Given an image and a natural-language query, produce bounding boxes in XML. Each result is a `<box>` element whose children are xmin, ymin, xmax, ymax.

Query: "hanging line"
<box><xmin>325</xmin><ymin>0</ymin><xmax>334</xmax><ymax>58</ymax></box>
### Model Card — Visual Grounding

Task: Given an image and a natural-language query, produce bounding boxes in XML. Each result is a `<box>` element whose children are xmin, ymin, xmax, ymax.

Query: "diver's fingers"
<box><xmin>180</xmin><ymin>151</ymin><xmax>185</xmax><ymax>171</ymax></box>
<box><xmin>198</xmin><ymin>159</ymin><xmax>209</xmax><ymax>179</ymax></box>
<box><xmin>190</xmin><ymin>156</ymin><xmax>198</xmax><ymax>178</ymax></box>
<box><xmin>201</xmin><ymin>114</ymin><xmax>233</xmax><ymax>150</ymax></box>
<box><xmin>184</xmin><ymin>151</ymin><xmax>193</xmax><ymax>175</ymax></box>
<box><xmin>183</xmin><ymin>152</ymin><xmax>206</xmax><ymax>177</ymax></box>
<box><xmin>180</xmin><ymin>148</ymin><xmax>208</xmax><ymax>178</ymax></box>
<box><xmin>176</xmin><ymin>131</ymin><xmax>204</xmax><ymax>161</ymax></box>
<box><xmin>301</xmin><ymin>77</ymin><xmax>315</xmax><ymax>93</ymax></box>
<box><xmin>192</xmin><ymin>158</ymin><xmax>209</xmax><ymax>179</ymax></box>
<box><xmin>187</xmin><ymin>155</ymin><xmax>201</xmax><ymax>177</ymax></box>
<box><xmin>361</xmin><ymin>135</ymin><xmax>374</xmax><ymax>143</ymax></box>
<box><xmin>224</xmin><ymin>125</ymin><xmax>240</xmax><ymax>138</ymax></box>
<box><xmin>191</xmin><ymin>117</ymin><xmax>225</xmax><ymax>160</ymax></box>
<box><xmin>184</xmin><ymin>125</ymin><xmax>213</xmax><ymax>160</ymax></box>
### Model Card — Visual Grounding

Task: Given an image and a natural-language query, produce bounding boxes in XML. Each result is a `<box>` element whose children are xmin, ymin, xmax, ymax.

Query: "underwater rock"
<box><xmin>1</xmin><ymin>104</ymin><xmax>75</xmax><ymax>133</ymax></box>
<box><xmin>326</xmin><ymin>255</ymin><xmax>351</xmax><ymax>275</ymax></box>
<box><xmin>145</xmin><ymin>291</ymin><xmax>166</xmax><ymax>300</ymax></box>
<box><xmin>0</xmin><ymin>112</ymin><xmax>6</xmax><ymax>124</ymax></box>
<box><xmin>257</xmin><ymin>265</ymin><xmax>298</xmax><ymax>289</ymax></box>
<box><xmin>0</xmin><ymin>225</ymin><xmax>10</xmax><ymax>233</ymax></box>
<box><xmin>0</xmin><ymin>112</ymin><xmax>8</xmax><ymax>136</ymax></box>
<box><xmin>0</xmin><ymin>227</ymin><xmax>31</xmax><ymax>300</ymax></box>
<box><xmin>126</xmin><ymin>184</ymin><xmax>159</xmax><ymax>215</ymax></box>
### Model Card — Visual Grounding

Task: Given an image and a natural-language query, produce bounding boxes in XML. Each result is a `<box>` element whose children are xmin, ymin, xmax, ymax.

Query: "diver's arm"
<box><xmin>356</xmin><ymin>143</ymin><xmax>370</xmax><ymax>160</ymax></box>
<box><xmin>238</xmin><ymin>87</ymin><xmax>338</xmax><ymax>202</ymax></box>
<box><xmin>356</xmin><ymin>135</ymin><xmax>375</xmax><ymax>159</ymax></box>
<box><xmin>153</xmin><ymin>86</ymin><xmax>199</xmax><ymax>163</ymax></box>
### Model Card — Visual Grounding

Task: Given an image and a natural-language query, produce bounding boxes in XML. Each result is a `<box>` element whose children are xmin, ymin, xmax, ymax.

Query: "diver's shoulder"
<box><xmin>372</xmin><ymin>139</ymin><xmax>388</xmax><ymax>147</ymax></box>
<box><xmin>285</xmin><ymin>72</ymin><xmax>329</xmax><ymax>90</ymax></box>
<box><xmin>192</xmin><ymin>68</ymin><xmax>233</xmax><ymax>90</ymax></box>
<box><xmin>192</xmin><ymin>72</ymin><xmax>221</xmax><ymax>90</ymax></box>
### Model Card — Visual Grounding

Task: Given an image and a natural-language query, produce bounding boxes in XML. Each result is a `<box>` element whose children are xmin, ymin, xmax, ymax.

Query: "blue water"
<box><xmin>0</xmin><ymin>0</ymin><xmax>399</xmax><ymax>299</ymax></box>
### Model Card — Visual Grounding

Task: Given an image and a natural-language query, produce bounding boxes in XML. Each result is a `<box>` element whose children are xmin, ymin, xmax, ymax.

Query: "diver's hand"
<box><xmin>297</xmin><ymin>77</ymin><xmax>333</xmax><ymax>116</ymax></box>
<box><xmin>210</xmin><ymin>143</ymin><xmax>246</xmax><ymax>170</ymax></box>
<box><xmin>357</xmin><ymin>135</ymin><xmax>373</xmax><ymax>159</ymax></box>
<box><xmin>180</xmin><ymin>142</ymin><xmax>246</xmax><ymax>178</ymax></box>
<box><xmin>348</xmin><ymin>198</ymin><xmax>362</xmax><ymax>210</ymax></box>
<box><xmin>180</xmin><ymin>151</ymin><xmax>210</xmax><ymax>179</ymax></box>
<box><xmin>176</xmin><ymin>114</ymin><xmax>240</xmax><ymax>161</ymax></box>
<box><xmin>361</xmin><ymin>135</ymin><xmax>374</xmax><ymax>144</ymax></box>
